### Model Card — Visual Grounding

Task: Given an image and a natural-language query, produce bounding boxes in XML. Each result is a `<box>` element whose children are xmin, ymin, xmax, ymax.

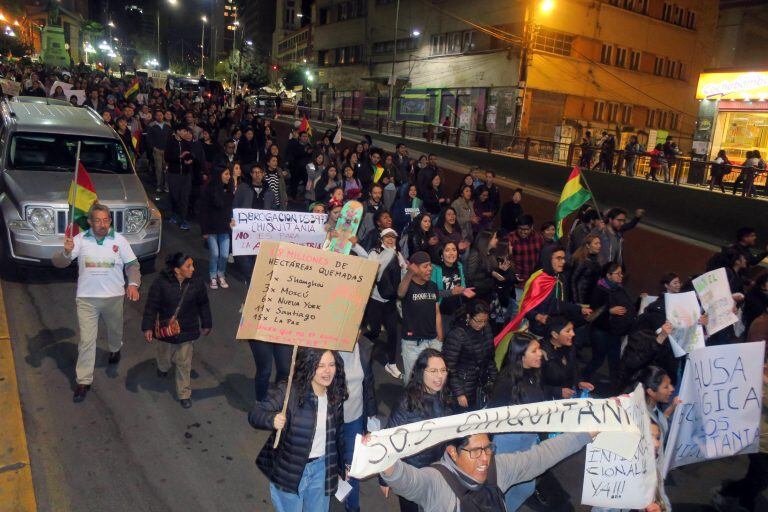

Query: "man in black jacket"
<box><xmin>165</xmin><ymin>125</ymin><xmax>200</xmax><ymax>230</ymax></box>
<box><xmin>285</xmin><ymin>131</ymin><xmax>309</xmax><ymax>199</ymax></box>
<box><xmin>145</xmin><ymin>109</ymin><xmax>173</xmax><ymax>192</ymax></box>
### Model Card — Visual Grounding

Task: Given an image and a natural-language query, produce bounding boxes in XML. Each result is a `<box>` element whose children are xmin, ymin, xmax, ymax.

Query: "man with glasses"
<box><xmin>598</xmin><ymin>207</ymin><xmax>645</xmax><ymax>266</ymax></box>
<box><xmin>53</xmin><ymin>204</ymin><xmax>141</xmax><ymax>403</ymax></box>
<box><xmin>379</xmin><ymin>431</ymin><xmax>593</xmax><ymax>512</ymax></box>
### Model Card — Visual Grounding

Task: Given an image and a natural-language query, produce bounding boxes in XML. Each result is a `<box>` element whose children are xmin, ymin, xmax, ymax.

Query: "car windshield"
<box><xmin>8</xmin><ymin>133</ymin><xmax>134</xmax><ymax>174</ymax></box>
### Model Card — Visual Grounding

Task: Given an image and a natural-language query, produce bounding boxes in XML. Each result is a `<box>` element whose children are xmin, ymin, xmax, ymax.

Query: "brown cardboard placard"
<box><xmin>236</xmin><ymin>240</ymin><xmax>377</xmax><ymax>351</ymax></box>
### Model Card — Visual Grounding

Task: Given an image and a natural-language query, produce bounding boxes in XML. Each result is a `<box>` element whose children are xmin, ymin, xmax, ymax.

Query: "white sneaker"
<box><xmin>209</xmin><ymin>278</ymin><xmax>218</xmax><ymax>290</ymax></box>
<box><xmin>218</xmin><ymin>276</ymin><xmax>229</xmax><ymax>289</ymax></box>
<box><xmin>227</xmin><ymin>254</ymin><xmax>234</xmax><ymax>264</ymax></box>
<box><xmin>385</xmin><ymin>363</ymin><xmax>402</xmax><ymax>380</ymax></box>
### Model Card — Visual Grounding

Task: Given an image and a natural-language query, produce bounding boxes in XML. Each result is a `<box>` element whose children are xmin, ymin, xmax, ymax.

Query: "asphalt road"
<box><xmin>3</xmin><ymin>191</ymin><xmax>765</xmax><ymax>512</ymax></box>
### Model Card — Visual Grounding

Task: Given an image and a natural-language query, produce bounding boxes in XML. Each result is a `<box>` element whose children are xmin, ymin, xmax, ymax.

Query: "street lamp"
<box><xmin>200</xmin><ymin>15</ymin><xmax>207</xmax><ymax>76</ymax></box>
<box><xmin>539</xmin><ymin>0</ymin><xmax>555</xmax><ymax>14</ymax></box>
<box><xmin>411</xmin><ymin>29</ymin><xmax>420</xmax><ymax>37</ymax></box>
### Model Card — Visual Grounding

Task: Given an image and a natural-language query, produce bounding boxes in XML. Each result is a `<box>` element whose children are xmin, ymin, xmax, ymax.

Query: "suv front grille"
<box><xmin>55</xmin><ymin>209</ymin><xmax>124</xmax><ymax>234</ymax></box>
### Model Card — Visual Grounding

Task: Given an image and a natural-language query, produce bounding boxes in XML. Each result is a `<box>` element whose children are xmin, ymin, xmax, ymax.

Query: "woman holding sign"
<box><xmin>249</xmin><ymin>348</ymin><xmax>347</xmax><ymax>512</ymax></box>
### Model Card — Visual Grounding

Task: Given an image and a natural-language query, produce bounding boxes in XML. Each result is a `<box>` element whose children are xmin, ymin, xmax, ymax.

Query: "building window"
<box><xmin>593</xmin><ymin>101</ymin><xmax>605</xmax><ymax>121</ymax></box>
<box><xmin>658</xmin><ymin>111</ymin><xmax>668</xmax><ymax>129</ymax></box>
<box><xmin>614</xmin><ymin>47</ymin><xmax>627</xmax><ymax>67</ymax></box>
<box><xmin>662</xmin><ymin>3</ymin><xmax>673</xmax><ymax>22</ymax></box>
<box><xmin>318</xmin><ymin>8</ymin><xmax>329</xmax><ymax>24</ymax></box>
<box><xmin>430</xmin><ymin>30</ymin><xmax>476</xmax><ymax>56</ymax></box>
<box><xmin>337</xmin><ymin>0</ymin><xmax>366</xmax><ymax>22</ymax></box>
<box><xmin>533</xmin><ymin>28</ymin><xmax>574</xmax><ymax>56</ymax></box>
<box><xmin>673</xmin><ymin>6</ymin><xmax>684</xmax><ymax>25</ymax></box>
<box><xmin>621</xmin><ymin>104</ymin><xmax>633</xmax><ymax>124</ymax></box>
<box><xmin>607</xmin><ymin>102</ymin><xmax>619</xmax><ymax>122</ymax></box>
<box><xmin>601</xmin><ymin>44</ymin><xmax>613</xmax><ymax>64</ymax></box>
<box><xmin>629</xmin><ymin>50</ymin><xmax>641</xmax><ymax>70</ymax></box>
<box><xmin>653</xmin><ymin>56</ymin><xmax>664</xmax><ymax>76</ymax></box>
<box><xmin>622</xmin><ymin>0</ymin><xmax>634</xmax><ymax>8</ymax></box>
<box><xmin>646</xmin><ymin>109</ymin><xmax>655</xmax><ymax>127</ymax></box>
<box><xmin>677</xmin><ymin>62</ymin><xmax>685</xmax><ymax>80</ymax></box>
<box><xmin>686</xmin><ymin>11</ymin><xmax>696</xmax><ymax>30</ymax></box>
<box><xmin>372</xmin><ymin>38</ymin><xmax>419</xmax><ymax>54</ymax></box>
<box><xmin>669</xmin><ymin>112</ymin><xmax>679</xmax><ymax>130</ymax></box>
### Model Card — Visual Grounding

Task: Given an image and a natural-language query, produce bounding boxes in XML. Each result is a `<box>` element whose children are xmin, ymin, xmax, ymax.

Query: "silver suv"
<box><xmin>0</xmin><ymin>98</ymin><xmax>162</xmax><ymax>267</ymax></box>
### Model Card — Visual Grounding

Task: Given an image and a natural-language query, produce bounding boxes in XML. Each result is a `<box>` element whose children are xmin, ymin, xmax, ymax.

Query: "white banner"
<box><xmin>349</xmin><ymin>392</ymin><xmax>645</xmax><ymax>480</ymax></box>
<box><xmin>231</xmin><ymin>208</ymin><xmax>327</xmax><ymax>255</ymax></box>
<box><xmin>582</xmin><ymin>385</ymin><xmax>657</xmax><ymax>509</ymax></box>
<box><xmin>693</xmin><ymin>268</ymin><xmax>739</xmax><ymax>336</ymax></box>
<box><xmin>663</xmin><ymin>341</ymin><xmax>765</xmax><ymax>476</ymax></box>
<box><xmin>0</xmin><ymin>79</ymin><xmax>21</xmax><ymax>96</ymax></box>
<box><xmin>665</xmin><ymin>291</ymin><xmax>706</xmax><ymax>357</ymax></box>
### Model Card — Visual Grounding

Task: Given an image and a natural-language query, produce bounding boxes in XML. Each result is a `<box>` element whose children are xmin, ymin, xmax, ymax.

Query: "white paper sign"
<box><xmin>662</xmin><ymin>341</ymin><xmax>765</xmax><ymax>475</ymax></box>
<box><xmin>231</xmin><ymin>208</ymin><xmax>327</xmax><ymax>255</ymax></box>
<box><xmin>665</xmin><ymin>291</ymin><xmax>705</xmax><ymax>357</ymax></box>
<box><xmin>349</xmin><ymin>395</ymin><xmax>643</xmax><ymax>479</ymax></box>
<box><xmin>693</xmin><ymin>268</ymin><xmax>739</xmax><ymax>336</ymax></box>
<box><xmin>582</xmin><ymin>385</ymin><xmax>657</xmax><ymax>509</ymax></box>
<box><xmin>0</xmin><ymin>79</ymin><xmax>21</xmax><ymax>96</ymax></box>
<box><xmin>638</xmin><ymin>295</ymin><xmax>658</xmax><ymax>315</ymax></box>
<box><xmin>49</xmin><ymin>80</ymin><xmax>73</xmax><ymax>97</ymax></box>
<box><xmin>67</xmin><ymin>90</ymin><xmax>86</xmax><ymax>105</ymax></box>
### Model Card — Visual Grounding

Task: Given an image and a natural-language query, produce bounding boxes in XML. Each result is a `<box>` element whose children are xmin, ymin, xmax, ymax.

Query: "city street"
<box><xmin>1</xmin><ymin>184</ymin><xmax>763</xmax><ymax>512</ymax></box>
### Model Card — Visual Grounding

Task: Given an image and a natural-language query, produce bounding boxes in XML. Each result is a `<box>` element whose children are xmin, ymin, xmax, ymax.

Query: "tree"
<box><xmin>281</xmin><ymin>63</ymin><xmax>306</xmax><ymax>90</ymax></box>
<box><xmin>214</xmin><ymin>47</ymin><xmax>268</xmax><ymax>88</ymax></box>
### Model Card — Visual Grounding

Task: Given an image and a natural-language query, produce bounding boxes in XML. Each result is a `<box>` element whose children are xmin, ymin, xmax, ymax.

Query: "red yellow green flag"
<box><xmin>126</xmin><ymin>78</ymin><xmax>140</xmax><ymax>101</ymax></box>
<box><xmin>554</xmin><ymin>166</ymin><xmax>592</xmax><ymax>240</ymax></box>
<box><xmin>373</xmin><ymin>164</ymin><xmax>385</xmax><ymax>183</ymax></box>
<box><xmin>299</xmin><ymin>115</ymin><xmax>313</xmax><ymax>138</ymax></box>
<box><xmin>493</xmin><ymin>269</ymin><xmax>558</xmax><ymax>368</ymax></box>
<box><xmin>67</xmin><ymin>162</ymin><xmax>98</xmax><ymax>235</ymax></box>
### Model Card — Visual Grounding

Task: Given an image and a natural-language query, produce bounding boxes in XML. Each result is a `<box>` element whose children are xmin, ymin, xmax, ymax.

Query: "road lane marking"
<box><xmin>0</xmin><ymin>282</ymin><xmax>37</xmax><ymax>511</ymax></box>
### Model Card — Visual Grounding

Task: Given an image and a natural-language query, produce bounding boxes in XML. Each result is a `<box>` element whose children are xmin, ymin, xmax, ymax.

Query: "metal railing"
<box><xmin>281</xmin><ymin>103</ymin><xmax>767</xmax><ymax>197</ymax></box>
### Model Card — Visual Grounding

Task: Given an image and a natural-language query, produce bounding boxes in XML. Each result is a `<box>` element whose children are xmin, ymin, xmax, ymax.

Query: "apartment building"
<box><xmin>301</xmin><ymin>0</ymin><xmax>717</xmax><ymax>151</ymax></box>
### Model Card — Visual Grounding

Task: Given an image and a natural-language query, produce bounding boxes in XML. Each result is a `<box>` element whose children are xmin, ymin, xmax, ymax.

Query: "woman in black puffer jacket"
<box><xmin>585</xmin><ymin>262</ymin><xmax>637</xmax><ymax>389</ymax></box>
<box><xmin>569</xmin><ymin>232</ymin><xmax>602</xmax><ymax>304</ymax></box>
<box><xmin>141</xmin><ymin>253</ymin><xmax>212</xmax><ymax>409</ymax></box>
<box><xmin>442</xmin><ymin>300</ymin><xmax>497</xmax><ymax>411</ymax></box>
<box><xmin>382</xmin><ymin>348</ymin><xmax>453</xmax><ymax>512</ymax></box>
<box><xmin>249</xmin><ymin>348</ymin><xmax>347</xmax><ymax>511</ymax></box>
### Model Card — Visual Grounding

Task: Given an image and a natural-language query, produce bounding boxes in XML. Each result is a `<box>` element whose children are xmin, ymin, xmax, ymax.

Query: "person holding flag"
<box><xmin>554</xmin><ymin>166</ymin><xmax>593</xmax><ymax>241</ymax></box>
<box><xmin>52</xmin><ymin>150</ymin><xmax>141</xmax><ymax>403</ymax></box>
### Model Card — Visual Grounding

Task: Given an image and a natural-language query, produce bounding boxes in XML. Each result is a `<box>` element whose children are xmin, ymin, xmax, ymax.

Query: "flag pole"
<box><xmin>576</xmin><ymin>165</ymin><xmax>601</xmax><ymax>214</ymax></box>
<box><xmin>68</xmin><ymin>141</ymin><xmax>82</xmax><ymax>235</ymax></box>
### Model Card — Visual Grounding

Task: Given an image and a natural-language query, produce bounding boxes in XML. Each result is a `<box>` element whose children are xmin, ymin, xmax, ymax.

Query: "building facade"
<box><xmin>300</xmin><ymin>0</ymin><xmax>717</xmax><ymax>152</ymax></box>
<box><xmin>693</xmin><ymin>0</ymin><xmax>768</xmax><ymax>163</ymax></box>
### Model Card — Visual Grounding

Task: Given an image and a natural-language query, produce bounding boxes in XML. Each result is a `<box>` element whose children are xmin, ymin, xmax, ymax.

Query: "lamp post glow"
<box><xmin>540</xmin><ymin>0</ymin><xmax>555</xmax><ymax>14</ymax></box>
<box><xmin>200</xmin><ymin>15</ymin><xmax>207</xmax><ymax>75</ymax></box>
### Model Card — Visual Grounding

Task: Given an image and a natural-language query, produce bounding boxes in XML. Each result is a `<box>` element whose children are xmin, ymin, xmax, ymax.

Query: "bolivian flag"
<box><xmin>493</xmin><ymin>269</ymin><xmax>558</xmax><ymax>369</ymax></box>
<box><xmin>373</xmin><ymin>163</ymin><xmax>385</xmax><ymax>183</ymax></box>
<box><xmin>67</xmin><ymin>163</ymin><xmax>98</xmax><ymax>236</ymax></box>
<box><xmin>299</xmin><ymin>115</ymin><xmax>313</xmax><ymax>138</ymax></box>
<box><xmin>126</xmin><ymin>78</ymin><xmax>140</xmax><ymax>102</ymax></box>
<box><xmin>554</xmin><ymin>166</ymin><xmax>591</xmax><ymax>240</ymax></box>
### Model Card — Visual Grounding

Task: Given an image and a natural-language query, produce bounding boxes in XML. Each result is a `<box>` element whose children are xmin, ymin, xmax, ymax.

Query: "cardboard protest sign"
<box><xmin>663</xmin><ymin>341</ymin><xmax>765</xmax><ymax>476</ymax></box>
<box><xmin>0</xmin><ymin>79</ymin><xmax>21</xmax><ymax>96</ymax></box>
<box><xmin>693</xmin><ymin>268</ymin><xmax>738</xmax><ymax>336</ymax></box>
<box><xmin>665</xmin><ymin>291</ymin><xmax>705</xmax><ymax>357</ymax></box>
<box><xmin>349</xmin><ymin>392</ymin><xmax>645</xmax><ymax>479</ymax></box>
<box><xmin>582</xmin><ymin>384</ymin><xmax>657</xmax><ymax>509</ymax></box>
<box><xmin>67</xmin><ymin>90</ymin><xmax>86</xmax><ymax>105</ymax></box>
<box><xmin>236</xmin><ymin>241</ymin><xmax>377</xmax><ymax>351</ymax></box>
<box><xmin>49</xmin><ymin>80</ymin><xmax>73</xmax><ymax>97</ymax></box>
<box><xmin>232</xmin><ymin>208</ymin><xmax>327</xmax><ymax>255</ymax></box>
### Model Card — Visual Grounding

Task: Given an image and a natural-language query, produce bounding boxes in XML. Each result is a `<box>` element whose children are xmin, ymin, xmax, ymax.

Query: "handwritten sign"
<box><xmin>232</xmin><ymin>208</ymin><xmax>327</xmax><ymax>256</ymax></box>
<box><xmin>236</xmin><ymin>241</ymin><xmax>377</xmax><ymax>351</ymax></box>
<box><xmin>0</xmin><ymin>79</ymin><xmax>21</xmax><ymax>96</ymax></box>
<box><xmin>662</xmin><ymin>341</ymin><xmax>765</xmax><ymax>475</ymax></box>
<box><xmin>349</xmin><ymin>391</ymin><xmax>646</xmax><ymax>479</ymax></box>
<box><xmin>665</xmin><ymin>291</ymin><xmax>705</xmax><ymax>357</ymax></box>
<box><xmin>693</xmin><ymin>268</ymin><xmax>739</xmax><ymax>336</ymax></box>
<box><xmin>582</xmin><ymin>385</ymin><xmax>656</xmax><ymax>509</ymax></box>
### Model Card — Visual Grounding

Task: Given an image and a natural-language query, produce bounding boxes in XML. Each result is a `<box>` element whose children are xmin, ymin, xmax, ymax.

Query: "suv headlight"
<box><xmin>26</xmin><ymin>207</ymin><xmax>55</xmax><ymax>235</ymax></box>
<box><xmin>125</xmin><ymin>208</ymin><xmax>147</xmax><ymax>234</ymax></box>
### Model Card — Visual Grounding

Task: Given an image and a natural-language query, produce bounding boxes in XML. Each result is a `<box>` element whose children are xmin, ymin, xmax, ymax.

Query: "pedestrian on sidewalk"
<box><xmin>53</xmin><ymin>204</ymin><xmax>141</xmax><ymax>403</ymax></box>
<box><xmin>141</xmin><ymin>253</ymin><xmax>212</xmax><ymax>409</ymax></box>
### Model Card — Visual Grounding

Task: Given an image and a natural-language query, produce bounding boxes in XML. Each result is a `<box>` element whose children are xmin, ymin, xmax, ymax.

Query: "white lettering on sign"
<box><xmin>700</xmin><ymin>72</ymin><xmax>768</xmax><ymax>98</ymax></box>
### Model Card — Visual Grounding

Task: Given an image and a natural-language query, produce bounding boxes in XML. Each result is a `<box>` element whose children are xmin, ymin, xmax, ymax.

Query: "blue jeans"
<box><xmin>207</xmin><ymin>233</ymin><xmax>230</xmax><ymax>279</ymax></box>
<box><xmin>342</xmin><ymin>416</ymin><xmax>364</xmax><ymax>511</ymax></box>
<box><xmin>269</xmin><ymin>457</ymin><xmax>330</xmax><ymax>512</ymax></box>
<box><xmin>401</xmin><ymin>338</ymin><xmax>442</xmax><ymax>385</ymax></box>
<box><xmin>495</xmin><ymin>432</ymin><xmax>539</xmax><ymax>511</ymax></box>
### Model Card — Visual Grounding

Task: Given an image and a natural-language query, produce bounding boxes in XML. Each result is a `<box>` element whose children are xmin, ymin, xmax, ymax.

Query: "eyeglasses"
<box><xmin>424</xmin><ymin>368</ymin><xmax>448</xmax><ymax>376</ymax></box>
<box><xmin>460</xmin><ymin>443</ymin><xmax>496</xmax><ymax>459</ymax></box>
<box><xmin>470</xmin><ymin>316</ymin><xmax>489</xmax><ymax>326</ymax></box>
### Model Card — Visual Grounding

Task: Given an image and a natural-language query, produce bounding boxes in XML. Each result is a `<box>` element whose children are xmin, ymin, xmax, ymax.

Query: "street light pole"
<box><xmin>200</xmin><ymin>16</ymin><xmax>207</xmax><ymax>76</ymax></box>
<box><xmin>388</xmin><ymin>0</ymin><xmax>400</xmax><ymax>120</ymax></box>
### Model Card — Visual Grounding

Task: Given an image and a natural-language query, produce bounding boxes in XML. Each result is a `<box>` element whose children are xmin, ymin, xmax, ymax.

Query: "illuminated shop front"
<box><xmin>694</xmin><ymin>71</ymin><xmax>768</xmax><ymax>162</ymax></box>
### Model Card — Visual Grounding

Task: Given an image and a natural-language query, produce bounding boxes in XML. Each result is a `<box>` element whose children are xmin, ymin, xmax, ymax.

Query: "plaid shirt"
<box><xmin>508</xmin><ymin>231</ymin><xmax>543</xmax><ymax>284</ymax></box>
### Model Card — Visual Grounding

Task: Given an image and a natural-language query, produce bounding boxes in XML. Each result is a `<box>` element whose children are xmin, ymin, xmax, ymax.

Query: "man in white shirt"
<box><xmin>53</xmin><ymin>204</ymin><xmax>141</xmax><ymax>402</ymax></box>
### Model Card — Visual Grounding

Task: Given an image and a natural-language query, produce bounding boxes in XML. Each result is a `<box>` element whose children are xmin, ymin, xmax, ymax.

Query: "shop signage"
<box><xmin>697</xmin><ymin>71</ymin><xmax>768</xmax><ymax>99</ymax></box>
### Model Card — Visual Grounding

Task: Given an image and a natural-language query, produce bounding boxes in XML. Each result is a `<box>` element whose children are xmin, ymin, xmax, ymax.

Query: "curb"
<box><xmin>0</xmin><ymin>282</ymin><xmax>37</xmax><ymax>511</ymax></box>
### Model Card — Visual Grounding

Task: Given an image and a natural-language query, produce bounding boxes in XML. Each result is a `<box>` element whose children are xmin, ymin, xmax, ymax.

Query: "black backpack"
<box><xmin>376</xmin><ymin>254</ymin><xmax>402</xmax><ymax>301</ymax></box>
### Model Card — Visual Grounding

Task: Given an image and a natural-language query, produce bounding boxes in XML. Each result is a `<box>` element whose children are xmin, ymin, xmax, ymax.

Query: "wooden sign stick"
<box><xmin>273</xmin><ymin>344</ymin><xmax>299</xmax><ymax>448</ymax></box>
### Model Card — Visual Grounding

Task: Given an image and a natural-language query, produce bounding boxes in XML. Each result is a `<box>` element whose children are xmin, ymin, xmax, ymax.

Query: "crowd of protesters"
<box><xmin>9</xmin><ymin>58</ymin><xmax>765</xmax><ymax>512</ymax></box>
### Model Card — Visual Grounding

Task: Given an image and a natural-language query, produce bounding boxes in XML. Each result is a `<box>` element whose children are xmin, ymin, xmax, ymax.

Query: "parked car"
<box><xmin>0</xmin><ymin>99</ymin><xmax>162</xmax><ymax>269</ymax></box>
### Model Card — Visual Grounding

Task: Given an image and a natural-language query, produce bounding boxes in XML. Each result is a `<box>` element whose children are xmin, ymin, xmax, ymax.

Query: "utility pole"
<box><xmin>513</xmin><ymin>3</ymin><xmax>533</xmax><ymax>138</ymax></box>
<box><xmin>388</xmin><ymin>0</ymin><xmax>400</xmax><ymax>120</ymax></box>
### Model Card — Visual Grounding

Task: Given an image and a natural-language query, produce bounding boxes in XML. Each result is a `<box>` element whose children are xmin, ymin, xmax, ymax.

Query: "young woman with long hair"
<box><xmin>540</xmin><ymin>315</ymin><xmax>594</xmax><ymax>399</ymax></box>
<box><xmin>249</xmin><ymin>348</ymin><xmax>347</xmax><ymax>512</ymax></box>
<box><xmin>199</xmin><ymin>166</ymin><xmax>235</xmax><ymax>289</ymax></box>
<box><xmin>450</xmin><ymin>184</ymin><xmax>476</xmax><ymax>242</ymax></box>
<box><xmin>382</xmin><ymin>348</ymin><xmax>453</xmax><ymax>512</ymax></box>
<box><xmin>434</xmin><ymin>207</ymin><xmax>470</xmax><ymax>254</ymax></box>
<box><xmin>407</xmin><ymin>212</ymin><xmax>439</xmax><ymax>261</ymax></box>
<box><xmin>430</xmin><ymin>241</ymin><xmax>473</xmax><ymax>332</ymax></box>
<box><xmin>466</xmin><ymin>230</ymin><xmax>510</xmax><ymax>302</ymax></box>
<box><xmin>570</xmin><ymin>233</ymin><xmax>602</xmax><ymax>304</ymax></box>
<box><xmin>628</xmin><ymin>365</ymin><xmax>680</xmax><ymax>444</ymax></box>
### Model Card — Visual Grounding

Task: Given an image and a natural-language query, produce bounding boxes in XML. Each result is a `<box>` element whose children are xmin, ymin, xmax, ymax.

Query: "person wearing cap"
<box><xmin>367</xmin><ymin>227</ymin><xmax>408</xmax><ymax>379</ymax></box>
<box><xmin>397</xmin><ymin>251</ymin><xmax>443</xmax><ymax>384</ymax></box>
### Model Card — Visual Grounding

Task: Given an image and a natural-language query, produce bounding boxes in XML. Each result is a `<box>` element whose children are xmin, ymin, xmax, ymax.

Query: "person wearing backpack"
<box><xmin>366</xmin><ymin>228</ymin><xmax>407</xmax><ymax>379</ymax></box>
